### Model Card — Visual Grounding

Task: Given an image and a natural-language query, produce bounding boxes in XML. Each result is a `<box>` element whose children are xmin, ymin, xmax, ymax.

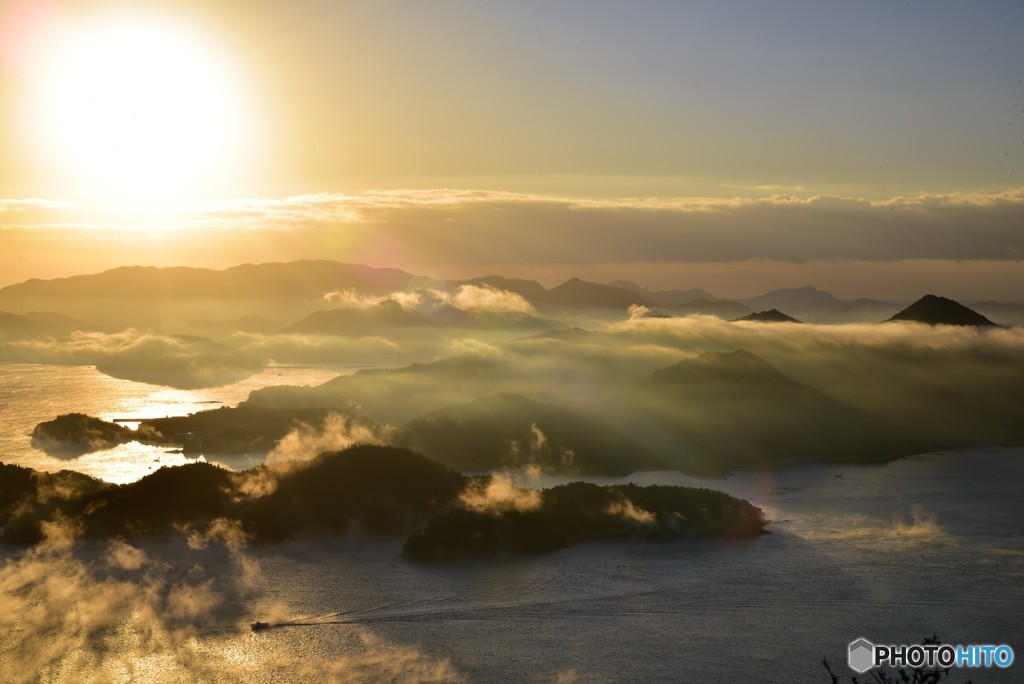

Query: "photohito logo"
<box><xmin>848</xmin><ymin>638</ymin><xmax>1015</xmax><ymax>674</ymax></box>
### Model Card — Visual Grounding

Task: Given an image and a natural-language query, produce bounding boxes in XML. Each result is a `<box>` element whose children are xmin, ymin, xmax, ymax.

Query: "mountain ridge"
<box><xmin>885</xmin><ymin>294</ymin><xmax>999</xmax><ymax>327</ymax></box>
<box><xmin>0</xmin><ymin>262</ymin><xmax>1019</xmax><ymax>324</ymax></box>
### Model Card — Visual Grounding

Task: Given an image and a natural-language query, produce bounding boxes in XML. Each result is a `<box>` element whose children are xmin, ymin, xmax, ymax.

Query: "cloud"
<box><xmin>245</xmin><ymin>312</ymin><xmax>1024</xmax><ymax>467</ymax></box>
<box><xmin>306</xmin><ymin>632</ymin><xmax>465</xmax><ymax>684</ymax></box>
<box><xmin>319</xmin><ymin>284</ymin><xmax>530</xmax><ymax>315</ymax></box>
<box><xmin>107</xmin><ymin>539</ymin><xmax>147</xmax><ymax>570</ymax></box>
<box><xmin>803</xmin><ymin>505</ymin><xmax>952</xmax><ymax>545</ymax></box>
<box><xmin>202</xmin><ymin>187</ymin><xmax>1024</xmax><ymax>266</ymax></box>
<box><xmin>231</xmin><ymin>467</ymin><xmax>279</xmax><ymax>500</ymax></box>
<box><xmin>232</xmin><ymin>331</ymin><xmax>416</xmax><ymax>366</ymax></box>
<box><xmin>450</xmin><ymin>284</ymin><xmax>531</xmax><ymax>313</ymax></box>
<box><xmin>5</xmin><ymin>186</ymin><xmax>1024</xmax><ymax>268</ymax></box>
<box><xmin>0</xmin><ymin>519</ymin><xmax>255</xmax><ymax>681</ymax></box>
<box><xmin>0</xmin><ymin>198</ymin><xmax>79</xmax><ymax>214</ymax></box>
<box><xmin>891</xmin><ymin>505</ymin><xmax>951</xmax><ymax>542</ymax></box>
<box><xmin>166</xmin><ymin>580</ymin><xmax>222</xmax><ymax>620</ymax></box>
<box><xmin>627</xmin><ymin>303</ymin><xmax>650</xmax><ymax>320</ymax></box>
<box><xmin>605</xmin><ymin>495</ymin><xmax>656</xmax><ymax>526</ymax></box>
<box><xmin>267</xmin><ymin>411</ymin><xmax>392</xmax><ymax>464</ymax></box>
<box><xmin>0</xmin><ymin>516</ymin><xmax>464</xmax><ymax>681</ymax></box>
<box><xmin>609</xmin><ymin>314</ymin><xmax>1024</xmax><ymax>356</ymax></box>
<box><xmin>521</xmin><ymin>422</ymin><xmax>574</xmax><ymax>468</ymax></box>
<box><xmin>0</xmin><ymin>329</ymin><xmax>263</xmax><ymax>388</ymax></box>
<box><xmin>3</xmin><ymin>187</ymin><xmax>1023</xmax><ymax>300</ymax></box>
<box><xmin>459</xmin><ymin>474</ymin><xmax>542</xmax><ymax>514</ymax></box>
<box><xmin>322</xmin><ymin>289</ymin><xmax>424</xmax><ymax>310</ymax></box>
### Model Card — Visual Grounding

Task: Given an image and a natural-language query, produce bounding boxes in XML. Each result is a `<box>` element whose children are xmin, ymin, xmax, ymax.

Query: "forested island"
<box><xmin>0</xmin><ymin>445</ymin><xmax>766</xmax><ymax>558</ymax></box>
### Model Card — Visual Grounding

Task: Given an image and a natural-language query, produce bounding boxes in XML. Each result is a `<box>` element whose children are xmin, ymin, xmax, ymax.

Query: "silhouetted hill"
<box><xmin>741</xmin><ymin>285</ymin><xmax>842</xmax><ymax>312</ymax></box>
<box><xmin>463</xmin><ymin>310</ymin><xmax>565</xmax><ymax>331</ymax></box>
<box><xmin>419</xmin><ymin>304</ymin><xmax>563</xmax><ymax>331</ymax></box>
<box><xmin>461</xmin><ymin>276</ymin><xmax>663</xmax><ymax>311</ymax></box>
<box><xmin>19</xmin><ymin>310</ymin><xmax>93</xmax><ymax>329</ymax></box>
<box><xmin>395</xmin><ymin>393</ymin><xmax>663</xmax><ymax>474</ymax></box>
<box><xmin>1</xmin><ymin>447</ymin><xmax>465</xmax><ymax>544</ymax></box>
<box><xmin>142</xmin><ymin>405</ymin><xmax>377</xmax><ymax>455</ymax></box>
<box><xmin>609</xmin><ymin>280</ymin><xmax>716</xmax><ymax>307</ymax></box>
<box><xmin>0</xmin><ymin>261</ymin><xmax>438</xmax><ymax>302</ymax></box>
<box><xmin>33</xmin><ymin>405</ymin><xmax>392</xmax><ymax>459</ymax></box>
<box><xmin>403</xmin><ymin>480</ymin><xmax>766</xmax><ymax>560</ymax></box>
<box><xmin>544</xmin><ymin>278</ymin><xmax>651</xmax><ymax>309</ymax></box>
<box><xmin>831</xmin><ymin>298</ymin><xmax>900</xmax><ymax>323</ymax></box>
<box><xmin>284</xmin><ymin>302</ymin><xmax>432</xmax><ymax>334</ymax></box>
<box><xmin>83</xmin><ymin>462</ymin><xmax>235</xmax><ymax>536</ymax></box>
<box><xmin>460</xmin><ymin>276</ymin><xmax>549</xmax><ymax>304</ymax></box>
<box><xmin>188</xmin><ymin>315</ymin><xmax>282</xmax><ymax>334</ymax></box>
<box><xmin>0</xmin><ymin>311</ymin><xmax>92</xmax><ymax>339</ymax></box>
<box><xmin>645</xmin><ymin>349</ymin><xmax>787</xmax><ymax>386</ymax></box>
<box><xmin>734</xmin><ymin>309</ymin><xmax>801</xmax><ymax>323</ymax></box>
<box><xmin>244</xmin><ymin>445</ymin><xmax>466</xmax><ymax>540</ymax></box>
<box><xmin>246</xmin><ymin>352</ymin><xmax>521</xmax><ymax>422</ymax></box>
<box><xmin>1</xmin><ymin>448</ymin><xmax>766</xmax><ymax>557</ymax></box>
<box><xmin>0</xmin><ymin>311</ymin><xmax>53</xmax><ymax>338</ymax></box>
<box><xmin>632</xmin><ymin>350</ymin><xmax>921</xmax><ymax>473</ymax></box>
<box><xmin>885</xmin><ymin>294</ymin><xmax>999</xmax><ymax>327</ymax></box>
<box><xmin>0</xmin><ymin>463</ymin><xmax>106</xmax><ymax>544</ymax></box>
<box><xmin>662</xmin><ymin>298</ymin><xmax>753</xmax><ymax>319</ymax></box>
<box><xmin>31</xmin><ymin>413</ymin><xmax>142</xmax><ymax>457</ymax></box>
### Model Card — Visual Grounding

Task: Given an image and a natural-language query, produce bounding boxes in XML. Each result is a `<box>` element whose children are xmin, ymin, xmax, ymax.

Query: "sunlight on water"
<box><xmin>237</xmin><ymin>449</ymin><xmax>1023</xmax><ymax>682</ymax></box>
<box><xmin>94</xmin><ymin>365</ymin><xmax>345</xmax><ymax>423</ymax></box>
<box><xmin>1</xmin><ymin>396</ymin><xmax>1021</xmax><ymax>681</ymax></box>
<box><xmin>2</xmin><ymin>364</ymin><xmax>1022</xmax><ymax>680</ymax></box>
<box><xmin>0</xmin><ymin>363</ymin><xmax>343</xmax><ymax>482</ymax></box>
<box><xmin>64</xmin><ymin>443</ymin><xmax>208</xmax><ymax>485</ymax></box>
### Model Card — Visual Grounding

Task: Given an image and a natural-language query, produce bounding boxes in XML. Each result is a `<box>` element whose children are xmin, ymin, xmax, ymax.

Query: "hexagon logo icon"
<box><xmin>848</xmin><ymin>638</ymin><xmax>875</xmax><ymax>673</ymax></box>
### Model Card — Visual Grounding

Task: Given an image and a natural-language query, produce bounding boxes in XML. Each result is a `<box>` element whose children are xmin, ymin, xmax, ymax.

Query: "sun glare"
<box><xmin>29</xmin><ymin>12</ymin><xmax>248</xmax><ymax>208</ymax></box>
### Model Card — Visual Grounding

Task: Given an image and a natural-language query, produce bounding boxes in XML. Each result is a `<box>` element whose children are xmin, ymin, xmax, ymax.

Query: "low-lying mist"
<box><xmin>237</xmin><ymin>316</ymin><xmax>1024</xmax><ymax>474</ymax></box>
<box><xmin>20</xmin><ymin>309</ymin><xmax>1024</xmax><ymax>477</ymax></box>
<box><xmin>0</xmin><ymin>328</ymin><xmax>263</xmax><ymax>389</ymax></box>
<box><xmin>5</xmin><ymin>264</ymin><xmax>1023</xmax><ymax>476</ymax></box>
<box><xmin>0</xmin><ymin>514</ymin><xmax>466</xmax><ymax>682</ymax></box>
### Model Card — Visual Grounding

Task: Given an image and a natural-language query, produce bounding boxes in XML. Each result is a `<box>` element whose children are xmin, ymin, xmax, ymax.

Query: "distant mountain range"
<box><xmin>734</xmin><ymin>285</ymin><xmax>900</xmax><ymax>323</ymax></box>
<box><xmin>644</xmin><ymin>298</ymin><xmax>754</xmax><ymax>319</ymax></box>
<box><xmin>0</xmin><ymin>261</ymin><xmax>1021</xmax><ymax>326</ymax></box>
<box><xmin>0</xmin><ymin>261</ymin><xmax>439</xmax><ymax>301</ymax></box>
<box><xmin>608</xmin><ymin>280</ymin><xmax>716</xmax><ymax>307</ymax></box>
<box><xmin>740</xmin><ymin>285</ymin><xmax>843</xmax><ymax>312</ymax></box>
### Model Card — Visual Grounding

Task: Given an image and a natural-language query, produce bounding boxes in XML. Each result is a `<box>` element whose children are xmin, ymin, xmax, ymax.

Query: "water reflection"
<box><xmin>0</xmin><ymin>363</ymin><xmax>343</xmax><ymax>482</ymax></box>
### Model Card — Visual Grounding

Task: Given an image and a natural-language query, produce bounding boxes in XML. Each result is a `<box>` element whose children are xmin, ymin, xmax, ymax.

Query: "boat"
<box><xmin>251</xmin><ymin>621</ymin><xmax>271</xmax><ymax>632</ymax></box>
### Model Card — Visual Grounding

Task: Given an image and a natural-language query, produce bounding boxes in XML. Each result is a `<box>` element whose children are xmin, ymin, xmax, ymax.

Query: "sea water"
<box><xmin>0</xmin><ymin>363</ymin><xmax>1021</xmax><ymax>681</ymax></box>
<box><xmin>240</xmin><ymin>449</ymin><xmax>1023</xmax><ymax>682</ymax></box>
<box><xmin>0</xmin><ymin>363</ymin><xmax>341</xmax><ymax>482</ymax></box>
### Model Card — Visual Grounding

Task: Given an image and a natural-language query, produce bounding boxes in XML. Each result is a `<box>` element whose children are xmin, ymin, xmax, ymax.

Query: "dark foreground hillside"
<box><xmin>0</xmin><ymin>446</ymin><xmax>765</xmax><ymax>558</ymax></box>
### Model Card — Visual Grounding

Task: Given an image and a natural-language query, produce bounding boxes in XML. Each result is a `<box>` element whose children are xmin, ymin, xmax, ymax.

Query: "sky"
<box><xmin>1</xmin><ymin>0</ymin><xmax>1023</xmax><ymax>299</ymax></box>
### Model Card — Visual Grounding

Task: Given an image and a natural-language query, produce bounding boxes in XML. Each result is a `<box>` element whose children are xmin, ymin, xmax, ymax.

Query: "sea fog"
<box><xmin>1</xmin><ymin>310</ymin><xmax>1022</xmax><ymax>681</ymax></box>
<box><xmin>2</xmin><ymin>445</ymin><xmax>1021</xmax><ymax>682</ymax></box>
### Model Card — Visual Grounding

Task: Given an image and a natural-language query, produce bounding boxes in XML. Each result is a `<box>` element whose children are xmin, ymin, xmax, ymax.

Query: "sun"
<box><xmin>28</xmin><ymin>11</ymin><xmax>249</xmax><ymax>207</ymax></box>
